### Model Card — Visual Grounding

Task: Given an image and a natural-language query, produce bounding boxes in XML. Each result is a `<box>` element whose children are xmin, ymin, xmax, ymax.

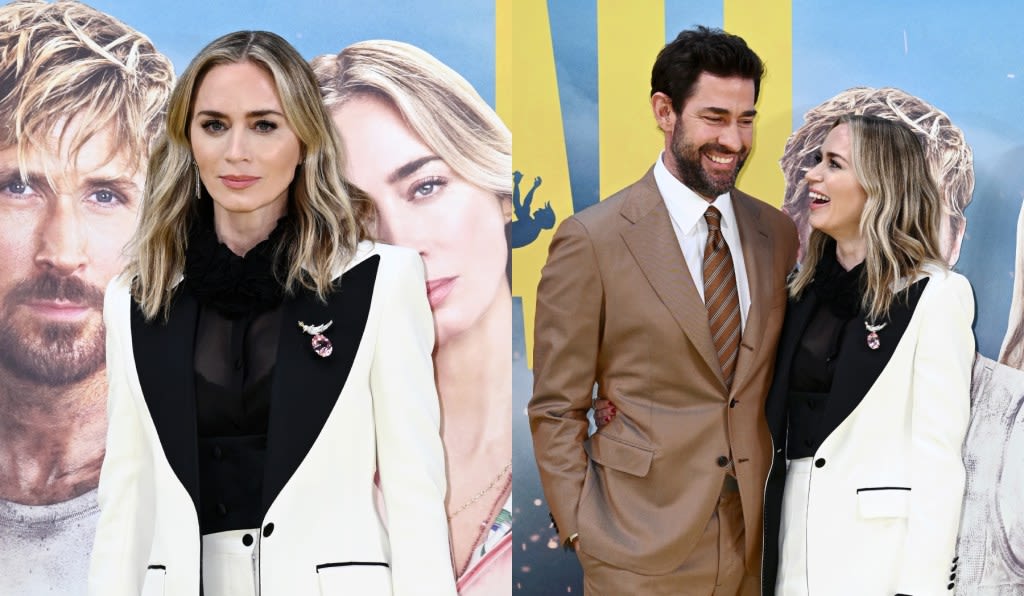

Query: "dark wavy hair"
<box><xmin>650</xmin><ymin>25</ymin><xmax>764</xmax><ymax>113</ymax></box>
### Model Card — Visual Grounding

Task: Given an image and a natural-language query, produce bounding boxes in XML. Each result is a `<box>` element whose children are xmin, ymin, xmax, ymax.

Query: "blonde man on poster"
<box><xmin>0</xmin><ymin>2</ymin><xmax>173</xmax><ymax>593</ymax></box>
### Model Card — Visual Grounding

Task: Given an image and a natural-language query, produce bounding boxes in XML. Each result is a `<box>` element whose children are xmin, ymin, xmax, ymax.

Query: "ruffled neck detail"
<box><xmin>810</xmin><ymin>238</ymin><xmax>865</xmax><ymax>319</ymax></box>
<box><xmin>183</xmin><ymin>200</ymin><xmax>290</xmax><ymax>319</ymax></box>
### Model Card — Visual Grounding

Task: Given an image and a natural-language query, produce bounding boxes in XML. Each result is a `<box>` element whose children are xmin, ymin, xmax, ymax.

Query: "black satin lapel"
<box><xmin>131</xmin><ymin>290</ymin><xmax>201</xmax><ymax>514</ymax></box>
<box><xmin>262</xmin><ymin>255</ymin><xmax>380</xmax><ymax>512</ymax></box>
<box><xmin>822</xmin><ymin>278</ymin><xmax>929</xmax><ymax>435</ymax></box>
<box><xmin>765</xmin><ymin>291</ymin><xmax>817</xmax><ymax>441</ymax></box>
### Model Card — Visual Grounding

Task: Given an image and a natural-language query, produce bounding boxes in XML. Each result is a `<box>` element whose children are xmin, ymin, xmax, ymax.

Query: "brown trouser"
<box><xmin>577</xmin><ymin>482</ymin><xmax>758</xmax><ymax>596</ymax></box>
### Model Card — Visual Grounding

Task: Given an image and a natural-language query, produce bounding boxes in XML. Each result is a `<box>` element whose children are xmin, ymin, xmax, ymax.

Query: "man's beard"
<box><xmin>0</xmin><ymin>273</ymin><xmax>106</xmax><ymax>386</ymax></box>
<box><xmin>671</xmin><ymin>119</ymin><xmax>748</xmax><ymax>199</ymax></box>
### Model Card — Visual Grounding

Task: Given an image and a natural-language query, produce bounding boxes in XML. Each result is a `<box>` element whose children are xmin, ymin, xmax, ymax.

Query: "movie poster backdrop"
<box><xmin>0</xmin><ymin>1</ymin><xmax>505</xmax><ymax>594</ymax></box>
<box><xmin>508</xmin><ymin>1</ymin><xmax>1024</xmax><ymax>594</ymax></box>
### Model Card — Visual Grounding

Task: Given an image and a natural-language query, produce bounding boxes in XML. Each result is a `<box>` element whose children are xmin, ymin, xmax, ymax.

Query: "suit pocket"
<box><xmin>856</xmin><ymin>487</ymin><xmax>910</xmax><ymax>519</ymax></box>
<box><xmin>585</xmin><ymin>433</ymin><xmax>654</xmax><ymax>477</ymax></box>
<box><xmin>316</xmin><ymin>562</ymin><xmax>391</xmax><ymax>595</ymax></box>
<box><xmin>141</xmin><ymin>565</ymin><xmax>166</xmax><ymax>596</ymax></box>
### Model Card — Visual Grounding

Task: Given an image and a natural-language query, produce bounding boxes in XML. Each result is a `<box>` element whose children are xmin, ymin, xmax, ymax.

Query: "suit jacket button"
<box><xmin>263</xmin><ymin>523</ymin><xmax>275</xmax><ymax>538</ymax></box>
<box><xmin>242</xmin><ymin>534</ymin><xmax>254</xmax><ymax>547</ymax></box>
<box><xmin>717</xmin><ymin>456</ymin><xmax>729</xmax><ymax>467</ymax></box>
<box><xmin>814</xmin><ymin>458</ymin><xmax>826</xmax><ymax>468</ymax></box>
<box><xmin>212</xmin><ymin>445</ymin><xmax>223</xmax><ymax>459</ymax></box>
<box><xmin>729</xmin><ymin>399</ymin><xmax>738</xmax><ymax>408</ymax></box>
<box><xmin>217</xmin><ymin>503</ymin><xmax>227</xmax><ymax>516</ymax></box>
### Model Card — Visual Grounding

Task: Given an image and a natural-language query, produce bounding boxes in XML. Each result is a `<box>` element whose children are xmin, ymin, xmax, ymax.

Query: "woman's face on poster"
<box><xmin>332</xmin><ymin>94</ymin><xmax>509</xmax><ymax>347</ymax></box>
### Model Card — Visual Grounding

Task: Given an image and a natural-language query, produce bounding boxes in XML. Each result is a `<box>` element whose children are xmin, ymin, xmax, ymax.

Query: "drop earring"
<box><xmin>193</xmin><ymin>163</ymin><xmax>201</xmax><ymax>200</ymax></box>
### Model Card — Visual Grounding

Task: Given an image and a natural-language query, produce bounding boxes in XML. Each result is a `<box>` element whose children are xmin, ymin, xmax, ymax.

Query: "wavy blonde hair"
<box><xmin>789</xmin><ymin>114</ymin><xmax>946</xmax><ymax>321</ymax></box>
<box><xmin>126</xmin><ymin>30</ymin><xmax>374</xmax><ymax>320</ymax></box>
<box><xmin>0</xmin><ymin>0</ymin><xmax>173</xmax><ymax>178</ymax></box>
<box><xmin>781</xmin><ymin>87</ymin><xmax>973</xmax><ymax>263</ymax></box>
<box><xmin>311</xmin><ymin>39</ymin><xmax>511</xmax><ymax>203</ymax></box>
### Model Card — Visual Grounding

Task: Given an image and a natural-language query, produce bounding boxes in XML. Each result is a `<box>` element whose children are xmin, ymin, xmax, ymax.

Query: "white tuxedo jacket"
<box><xmin>764</xmin><ymin>265</ymin><xmax>975</xmax><ymax>595</ymax></box>
<box><xmin>88</xmin><ymin>242</ymin><xmax>457</xmax><ymax>596</ymax></box>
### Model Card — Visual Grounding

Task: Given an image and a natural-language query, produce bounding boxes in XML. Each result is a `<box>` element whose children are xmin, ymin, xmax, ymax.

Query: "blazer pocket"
<box><xmin>141</xmin><ymin>565</ymin><xmax>166</xmax><ymax>596</ymax></box>
<box><xmin>316</xmin><ymin>562</ymin><xmax>391</xmax><ymax>595</ymax></box>
<box><xmin>856</xmin><ymin>487</ymin><xmax>910</xmax><ymax>519</ymax></box>
<box><xmin>585</xmin><ymin>433</ymin><xmax>654</xmax><ymax>477</ymax></box>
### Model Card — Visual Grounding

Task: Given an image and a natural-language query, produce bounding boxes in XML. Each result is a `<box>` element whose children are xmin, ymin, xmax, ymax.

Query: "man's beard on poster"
<box><xmin>0</xmin><ymin>272</ymin><xmax>106</xmax><ymax>387</ymax></box>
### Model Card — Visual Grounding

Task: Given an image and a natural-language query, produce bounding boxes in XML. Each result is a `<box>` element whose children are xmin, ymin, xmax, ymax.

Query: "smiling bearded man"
<box><xmin>529</xmin><ymin>25</ymin><xmax>798</xmax><ymax>595</ymax></box>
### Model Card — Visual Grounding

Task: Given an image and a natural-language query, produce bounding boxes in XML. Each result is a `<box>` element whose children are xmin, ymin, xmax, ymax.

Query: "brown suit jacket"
<box><xmin>529</xmin><ymin>168</ymin><xmax>797</xmax><ymax>576</ymax></box>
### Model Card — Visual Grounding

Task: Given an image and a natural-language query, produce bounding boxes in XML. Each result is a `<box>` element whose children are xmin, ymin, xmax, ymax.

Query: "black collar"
<box><xmin>183</xmin><ymin>199</ymin><xmax>290</xmax><ymax>319</ymax></box>
<box><xmin>810</xmin><ymin>238</ymin><xmax>865</xmax><ymax>319</ymax></box>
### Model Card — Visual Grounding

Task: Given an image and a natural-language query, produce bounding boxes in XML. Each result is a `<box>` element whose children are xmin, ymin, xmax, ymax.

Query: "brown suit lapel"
<box><xmin>732</xmin><ymin>189</ymin><xmax>772</xmax><ymax>393</ymax></box>
<box><xmin>619</xmin><ymin>169</ymin><xmax>724</xmax><ymax>386</ymax></box>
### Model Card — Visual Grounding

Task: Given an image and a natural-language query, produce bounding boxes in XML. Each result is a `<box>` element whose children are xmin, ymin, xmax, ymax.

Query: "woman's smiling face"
<box><xmin>805</xmin><ymin>123</ymin><xmax>868</xmax><ymax>246</ymax></box>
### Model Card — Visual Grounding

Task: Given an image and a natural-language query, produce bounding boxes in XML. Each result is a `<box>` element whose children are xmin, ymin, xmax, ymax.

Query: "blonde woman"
<box><xmin>762</xmin><ymin>114</ymin><xmax>973</xmax><ymax>595</ymax></box>
<box><xmin>88</xmin><ymin>31</ymin><xmax>455</xmax><ymax>596</ymax></box>
<box><xmin>313</xmin><ymin>41</ymin><xmax>512</xmax><ymax>595</ymax></box>
<box><xmin>779</xmin><ymin>87</ymin><xmax>974</xmax><ymax>264</ymax></box>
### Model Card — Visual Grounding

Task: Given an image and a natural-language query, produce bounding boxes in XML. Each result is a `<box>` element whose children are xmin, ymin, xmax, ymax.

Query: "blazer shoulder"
<box><xmin>918</xmin><ymin>264</ymin><xmax>973</xmax><ymax>294</ymax></box>
<box><xmin>910</xmin><ymin>264</ymin><xmax>975</xmax><ymax>323</ymax></box>
<box><xmin>338</xmin><ymin>240</ymin><xmax>421</xmax><ymax>279</ymax></box>
<box><xmin>732</xmin><ymin>190</ymin><xmax>799</xmax><ymax>264</ymax></box>
<box><xmin>734</xmin><ymin>189</ymin><xmax>794</xmax><ymax>227</ymax></box>
<box><xmin>103</xmin><ymin>274</ymin><xmax>135</xmax><ymax>327</ymax></box>
<box><xmin>363</xmin><ymin>242</ymin><xmax>426</xmax><ymax>297</ymax></box>
<box><xmin>572</xmin><ymin>168</ymin><xmax>659</xmax><ymax>231</ymax></box>
<box><xmin>104</xmin><ymin>274</ymin><xmax>133</xmax><ymax>307</ymax></box>
<box><xmin>925</xmin><ymin>268</ymin><xmax>970</xmax><ymax>309</ymax></box>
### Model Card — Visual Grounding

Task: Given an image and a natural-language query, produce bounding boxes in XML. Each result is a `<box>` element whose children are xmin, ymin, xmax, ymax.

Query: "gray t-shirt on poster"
<box><xmin>0</xmin><ymin>489</ymin><xmax>99</xmax><ymax>595</ymax></box>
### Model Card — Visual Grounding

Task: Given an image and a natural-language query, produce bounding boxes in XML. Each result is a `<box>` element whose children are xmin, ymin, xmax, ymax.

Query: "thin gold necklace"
<box><xmin>447</xmin><ymin>461</ymin><xmax>512</xmax><ymax>520</ymax></box>
<box><xmin>455</xmin><ymin>472</ymin><xmax>511</xmax><ymax>578</ymax></box>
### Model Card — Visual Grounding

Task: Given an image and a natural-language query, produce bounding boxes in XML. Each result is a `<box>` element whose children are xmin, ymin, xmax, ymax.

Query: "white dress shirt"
<box><xmin>653</xmin><ymin>153</ymin><xmax>751</xmax><ymax>330</ymax></box>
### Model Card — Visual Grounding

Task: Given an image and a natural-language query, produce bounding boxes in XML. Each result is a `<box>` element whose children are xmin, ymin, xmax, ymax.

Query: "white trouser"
<box><xmin>202</xmin><ymin>528</ymin><xmax>260</xmax><ymax>596</ymax></box>
<box><xmin>776</xmin><ymin>457</ymin><xmax>811</xmax><ymax>596</ymax></box>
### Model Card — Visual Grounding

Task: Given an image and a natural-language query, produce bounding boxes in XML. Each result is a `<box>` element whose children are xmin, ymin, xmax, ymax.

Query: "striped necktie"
<box><xmin>702</xmin><ymin>206</ymin><xmax>741</xmax><ymax>389</ymax></box>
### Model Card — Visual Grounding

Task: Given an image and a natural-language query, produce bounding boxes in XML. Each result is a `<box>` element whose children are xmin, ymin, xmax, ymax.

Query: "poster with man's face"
<box><xmin>0</xmin><ymin>1</ymin><xmax>498</xmax><ymax>593</ymax></box>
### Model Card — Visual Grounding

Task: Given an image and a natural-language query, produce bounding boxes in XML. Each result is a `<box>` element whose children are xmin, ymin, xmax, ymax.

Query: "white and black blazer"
<box><xmin>763</xmin><ymin>265</ymin><xmax>974</xmax><ymax>595</ymax></box>
<box><xmin>88</xmin><ymin>242</ymin><xmax>457</xmax><ymax>595</ymax></box>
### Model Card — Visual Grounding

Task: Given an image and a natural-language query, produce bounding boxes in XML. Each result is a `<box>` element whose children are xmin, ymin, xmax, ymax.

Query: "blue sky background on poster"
<box><xmin>89</xmin><ymin>0</ymin><xmax>495</xmax><ymax>104</ymax></box>
<box><xmin>548</xmin><ymin>0</ymin><xmax>598</xmax><ymax>213</ymax></box>
<box><xmin>543</xmin><ymin>0</ymin><xmax>724</xmax><ymax>213</ymax></box>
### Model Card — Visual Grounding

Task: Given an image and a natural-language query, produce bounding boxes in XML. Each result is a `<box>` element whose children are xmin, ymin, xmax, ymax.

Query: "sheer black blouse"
<box><xmin>183</xmin><ymin>202</ymin><xmax>288</xmax><ymax>534</ymax></box>
<box><xmin>786</xmin><ymin>247</ymin><xmax>864</xmax><ymax>459</ymax></box>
